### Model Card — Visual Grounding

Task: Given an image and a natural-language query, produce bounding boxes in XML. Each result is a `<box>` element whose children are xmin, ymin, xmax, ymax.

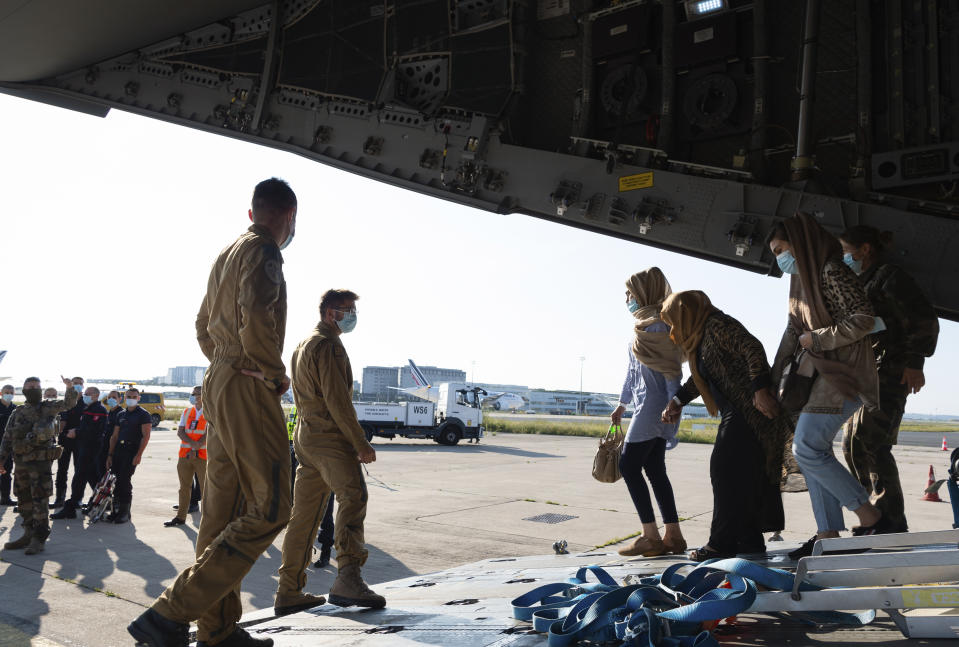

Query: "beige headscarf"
<box><xmin>661</xmin><ymin>290</ymin><xmax>720</xmax><ymax>416</ymax></box>
<box><xmin>783</xmin><ymin>212</ymin><xmax>877</xmax><ymax>407</ymax></box>
<box><xmin>626</xmin><ymin>267</ymin><xmax>683</xmax><ymax>380</ymax></box>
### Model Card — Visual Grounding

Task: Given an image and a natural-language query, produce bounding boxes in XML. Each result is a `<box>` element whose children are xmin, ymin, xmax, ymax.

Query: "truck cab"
<box><xmin>435</xmin><ymin>383</ymin><xmax>485</xmax><ymax>444</ymax></box>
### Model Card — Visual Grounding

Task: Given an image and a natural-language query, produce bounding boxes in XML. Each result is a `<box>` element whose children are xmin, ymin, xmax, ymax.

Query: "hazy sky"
<box><xmin>1</xmin><ymin>94</ymin><xmax>956</xmax><ymax>414</ymax></box>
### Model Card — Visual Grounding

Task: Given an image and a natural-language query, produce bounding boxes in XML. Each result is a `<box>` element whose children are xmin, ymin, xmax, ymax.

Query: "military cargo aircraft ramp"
<box><xmin>221</xmin><ymin>537</ymin><xmax>959</xmax><ymax>646</ymax></box>
<box><xmin>3</xmin><ymin>1</ymin><xmax>959</xmax><ymax>319</ymax></box>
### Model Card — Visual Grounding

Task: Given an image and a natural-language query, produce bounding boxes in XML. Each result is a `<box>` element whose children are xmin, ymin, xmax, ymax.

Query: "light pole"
<box><xmin>579</xmin><ymin>356</ymin><xmax>586</xmax><ymax>415</ymax></box>
<box><xmin>471</xmin><ymin>360</ymin><xmax>476</xmax><ymax>386</ymax></box>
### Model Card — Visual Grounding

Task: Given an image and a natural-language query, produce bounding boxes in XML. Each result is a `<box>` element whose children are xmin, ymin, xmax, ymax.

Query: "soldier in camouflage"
<box><xmin>840</xmin><ymin>226</ymin><xmax>940</xmax><ymax>533</ymax></box>
<box><xmin>1</xmin><ymin>375</ymin><xmax>78</xmax><ymax>554</ymax></box>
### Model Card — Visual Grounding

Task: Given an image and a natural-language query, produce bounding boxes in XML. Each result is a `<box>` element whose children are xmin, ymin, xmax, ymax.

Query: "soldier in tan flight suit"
<box><xmin>274</xmin><ymin>289</ymin><xmax>385</xmax><ymax>614</ymax></box>
<box><xmin>129</xmin><ymin>178</ymin><xmax>297</xmax><ymax>647</ymax></box>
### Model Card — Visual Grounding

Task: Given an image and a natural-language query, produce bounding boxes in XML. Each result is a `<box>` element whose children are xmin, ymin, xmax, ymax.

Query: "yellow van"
<box><xmin>138</xmin><ymin>392</ymin><xmax>166</xmax><ymax>427</ymax></box>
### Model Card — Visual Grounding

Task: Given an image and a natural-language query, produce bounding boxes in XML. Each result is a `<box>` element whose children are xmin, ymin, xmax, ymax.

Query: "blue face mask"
<box><xmin>73</xmin><ymin>384</ymin><xmax>84</xmax><ymax>393</ymax></box>
<box><xmin>82</xmin><ymin>395</ymin><xmax>93</xmax><ymax>405</ymax></box>
<box><xmin>337</xmin><ymin>312</ymin><xmax>357</xmax><ymax>334</ymax></box>
<box><xmin>279</xmin><ymin>229</ymin><xmax>294</xmax><ymax>251</ymax></box>
<box><xmin>843</xmin><ymin>252</ymin><xmax>863</xmax><ymax>275</ymax></box>
<box><xmin>776</xmin><ymin>251</ymin><xmax>799</xmax><ymax>275</ymax></box>
<box><xmin>1</xmin><ymin>393</ymin><xmax>12</xmax><ymax>404</ymax></box>
<box><xmin>107</xmin><ymin>398</ymin><xmax>118</xmax><ymax>407</ymax></box>
<box><xmin>189</xmin><ymin>395</ymin><xmax>197</xmax><ymax>406</ymax></box>
<box><xmin>627</xmin><ymin>298</ymin><xmax>640</xmax><ymax>314</ymax></box>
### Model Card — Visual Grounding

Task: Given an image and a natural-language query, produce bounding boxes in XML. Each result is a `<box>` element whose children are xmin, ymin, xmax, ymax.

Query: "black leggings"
<box><xmin>619</xmin><ymin>438</ymin><xmax>679</xmax><ymax>525</ymax></box>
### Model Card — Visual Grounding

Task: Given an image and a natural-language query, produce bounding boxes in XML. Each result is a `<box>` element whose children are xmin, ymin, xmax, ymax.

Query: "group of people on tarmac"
<box><xmin>1</xmin><ymin>376</ymin><xmax>156</xmax><ymax>554</ymax></box>
<box><xmin>611</xmin><ymin>212</ymin><xmax>939</xmax><ymax>563</ymax></box>
<box><xmin>124</xmin><ymin>178</ymin><xmax>383</xmax><ymax>647</ymax></box>
<box><xmin>0</xmin><ymin>176</ymin><xmax>942</xmax><ymax>647</ymax></box>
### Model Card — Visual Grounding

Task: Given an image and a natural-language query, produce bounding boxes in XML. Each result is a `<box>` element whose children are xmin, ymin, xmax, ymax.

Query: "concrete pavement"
<box><xmin>0</xmin><ymin>426</ymin><xmax>955</xmax><ymax>646</ymax></box>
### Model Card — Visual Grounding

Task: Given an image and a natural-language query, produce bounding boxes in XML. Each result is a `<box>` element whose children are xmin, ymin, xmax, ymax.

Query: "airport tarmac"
<box><xmin>0</xmin><ymin>427</ymin><xmax>955</xmax><ymax>646</ymax></box>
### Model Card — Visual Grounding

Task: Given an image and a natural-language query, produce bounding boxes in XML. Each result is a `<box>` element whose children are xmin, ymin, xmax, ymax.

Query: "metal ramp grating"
<box><xmin>522</xmin><ymin>513</ymin><xmax>578</xmax><ymax>524</ymax></box>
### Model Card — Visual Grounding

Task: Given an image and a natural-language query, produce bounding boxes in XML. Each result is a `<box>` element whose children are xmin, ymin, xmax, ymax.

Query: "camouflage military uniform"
<box><xmin>842</xmin><ymin>262</ymin><xmax>939</xmax><ymax>532</ymax></box>
<box><xmin>0</xmin><ymin>388</ymin><xmax>78</xmax><ymax>540</ymax></box>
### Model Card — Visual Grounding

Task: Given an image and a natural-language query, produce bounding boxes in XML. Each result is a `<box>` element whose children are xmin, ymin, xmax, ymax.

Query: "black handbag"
<box><xmin>778</xmin><ymin>348</ymin><xmax>817</xmax><ymax>413</ymax></box>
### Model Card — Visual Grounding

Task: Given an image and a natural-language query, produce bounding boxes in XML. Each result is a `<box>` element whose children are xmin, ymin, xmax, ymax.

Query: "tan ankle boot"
<box><xmin>329</xmin><ymin>563</ymin><xmax>386</xmax><ymax>609</ymax></box>
<box><xmin>3</xmin><ymin>527</ymin><xmax>32</xmax><ymax>550</ymax></box>
<box><xmin>24</xmin><ymin>534</ymin><xmax>46</xmax><ymax>555</ymax></box>
<box><xmin>274</xmin><ymin>590</ymin><xmax>327</xmax><ymax>615</ymax></box>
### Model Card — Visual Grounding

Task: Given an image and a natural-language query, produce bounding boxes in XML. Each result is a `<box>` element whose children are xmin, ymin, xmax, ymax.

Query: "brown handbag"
<box><xmin>778</xmin><ymin>348</ymin><xmax>817</xmax><ymax>413</ymax></box>
<box><xmin>592</xmin><ymin>424</ymin><xmax>624</xmax><ymax>483</ymax></box>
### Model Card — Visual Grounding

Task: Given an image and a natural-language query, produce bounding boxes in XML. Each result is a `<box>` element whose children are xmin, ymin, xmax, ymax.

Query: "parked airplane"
<box><xmin>480</xmin><ymin>392</ymin><xmax>528</xmax><ymax>412</ymax></box>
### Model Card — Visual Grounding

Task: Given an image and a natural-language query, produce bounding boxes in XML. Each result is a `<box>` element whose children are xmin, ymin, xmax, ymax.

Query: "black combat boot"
<box><xmin>49</xmin><ymin>487</ymin><xmax>66</xmax><ymax>509</ymax></box>
<box><xmin>113</xmin><ymin>502</ymin><xmax>131</xmax><ymax>524</ymax></box>
<box><xmin>127</xmin><ymin>608</ymin><xmax>189</xmax><ymax>647</ymax></box>
<box><xmin>51</xmin><ymin>500</ymin><xmax>77</xmax><ymax>519</ymax></box>
<box><xmin>313</xmin><ymin>545</ymin><xmax>331</xmax><ymax>568</ymax></box>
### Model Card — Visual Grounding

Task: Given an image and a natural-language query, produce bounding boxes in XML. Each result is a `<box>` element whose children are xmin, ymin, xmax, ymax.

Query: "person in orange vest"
<box><xmin>165</xmin><ymin>385</ymin><xmax>206</xmax><ymax>527</ymax></box>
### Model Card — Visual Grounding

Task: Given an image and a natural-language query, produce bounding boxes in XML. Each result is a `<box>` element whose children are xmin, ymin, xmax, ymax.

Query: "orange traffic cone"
<box><xmin>942</xmin><ymin>437</ymin><xmax>949</xmax><ymax>451</ymax></box>
<box><xmin>921</xmin><ymin>465</ymin><xmax>943</xmax><ymax>502</ymax></box>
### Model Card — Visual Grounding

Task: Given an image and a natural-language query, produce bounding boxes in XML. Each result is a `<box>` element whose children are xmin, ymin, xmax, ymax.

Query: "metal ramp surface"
<box><xmin>217</xmin><ymin>542</ymin><xmax>959</xmax><ymax>646</ymax></box>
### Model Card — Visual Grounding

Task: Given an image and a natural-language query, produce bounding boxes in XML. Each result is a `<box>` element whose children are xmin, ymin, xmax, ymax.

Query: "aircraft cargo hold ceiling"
<box><xmin>2</xmin><ymin>0</ymin><xmax>959</xmax><ymax>319</ymax></box>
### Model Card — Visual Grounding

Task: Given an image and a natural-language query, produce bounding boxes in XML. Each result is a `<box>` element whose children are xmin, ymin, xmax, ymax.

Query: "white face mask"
<box><xmin>125</xmin><ymin>398</ymin><xmax>138</xmax><ymax>407</ymax></box>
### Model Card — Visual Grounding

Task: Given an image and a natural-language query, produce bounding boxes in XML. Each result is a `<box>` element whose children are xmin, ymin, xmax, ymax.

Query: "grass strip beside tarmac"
<box><xmin>484</xmin><ymin>418</ymin><xmax>720</xmax><ymax>444</ymax></box>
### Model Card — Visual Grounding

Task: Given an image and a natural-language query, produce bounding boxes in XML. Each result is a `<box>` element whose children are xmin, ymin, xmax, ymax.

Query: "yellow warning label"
<box><xmin>618</xmin><ymin>172</ymin><xmax>654</xmax><ymax>192</ymax></box>
<box><xmin>901</xmin><ymin>587</ymin><xmax>959</xmax><ymax>607</ymax></box>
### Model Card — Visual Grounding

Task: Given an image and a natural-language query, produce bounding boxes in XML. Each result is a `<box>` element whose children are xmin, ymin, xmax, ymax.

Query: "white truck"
<box><xmin>354</xmin><ymin>383</ymin><xmax>484</xmax><ymax>445</ymax></box>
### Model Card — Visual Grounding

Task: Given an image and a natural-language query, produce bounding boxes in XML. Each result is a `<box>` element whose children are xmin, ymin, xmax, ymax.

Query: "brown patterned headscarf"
<box><xmin>661</xmin><ymin>290</ymin><xmax>720</xmax><ymax>416</ymax></box>
<box><xmin>626</xmin><ymin>268</ymin><xmax>683</xmax><ymax>380</ymax></box>
<box><xmin>781</xmin><ymin>212</ymin><xmax>868</xmax><ymax>402</ymax></box>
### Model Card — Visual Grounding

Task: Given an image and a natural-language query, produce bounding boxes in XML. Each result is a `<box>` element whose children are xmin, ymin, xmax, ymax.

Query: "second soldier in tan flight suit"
<box><xmin>274</xmin><ymin>288</ymin><xmax>385</xmax><ymax>614</ymax></box>
<box><xmin>129</xmin><ymin>178</ymin><xmax>297</xmax><ymax>647</ymax></box>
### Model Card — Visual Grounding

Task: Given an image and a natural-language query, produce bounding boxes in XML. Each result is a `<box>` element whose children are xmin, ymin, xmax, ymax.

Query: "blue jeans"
<box><xmin>793</xmin><ymin>399</ymin><xmax>869</xmax><ymax>532</ymax></box>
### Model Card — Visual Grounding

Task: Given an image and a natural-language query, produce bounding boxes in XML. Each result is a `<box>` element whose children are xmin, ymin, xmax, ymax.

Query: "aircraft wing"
<box><xmin>3</xmin><ymin>2</ymin><xmax>959</xmax><ymax>319</ymax></box>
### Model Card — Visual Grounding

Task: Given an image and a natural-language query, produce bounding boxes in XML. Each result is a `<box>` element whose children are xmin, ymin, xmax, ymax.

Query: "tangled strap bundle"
<box><xmin>510</xmin><ymin>560</ymin><xmax>876</xmax><ymax>646</ymax></box>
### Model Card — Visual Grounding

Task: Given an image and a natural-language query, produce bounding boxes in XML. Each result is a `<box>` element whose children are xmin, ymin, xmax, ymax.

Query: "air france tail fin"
<box><xmin>408</xmin><ymin>359</ymin><xmax>431</xmax><ymax>388</ymax></box>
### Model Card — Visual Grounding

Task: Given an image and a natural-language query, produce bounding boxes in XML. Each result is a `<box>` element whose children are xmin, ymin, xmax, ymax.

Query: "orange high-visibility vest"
<box><xmin>178</xmin><ymin>407</ymin><xmax>207</xmax><ymax>460</ymax></box>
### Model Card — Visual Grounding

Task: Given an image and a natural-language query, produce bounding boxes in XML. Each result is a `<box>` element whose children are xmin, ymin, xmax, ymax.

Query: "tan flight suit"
<box><xmin>277</xmin><ymin>322</ymin><xmax>373</xmax><ymax>597</ymax></box>
<box><xmin>152</xmin><ymin>224</ymin><xmax>291</xmax><ymax>645</ymax></box>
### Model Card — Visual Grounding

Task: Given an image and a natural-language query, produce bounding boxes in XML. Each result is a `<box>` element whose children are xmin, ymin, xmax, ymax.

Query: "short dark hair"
<box><xmin>125</xmin><ymin>387</ymin><xmax>140</xmax><ymax>396</ymax></box>
<box><xmin>840</xmin><ymin>225</ymin><xmax>892</xmax><ymax>256</ymax></box>
<box><xmin>320</xmin><ymin>289</ymin><xmax>359</xmax><ymax>317</ymax></box>
<box><xmin>1</xmin><ymin>384</ymin><xmax>13</xmax><ymax>392</ymax></box>
<box><xmin>193</xmin><ymin>385</ymin><xmax>202</xmax><ymax>393</ymax></box>
<box><xmin>72</xmin><ymin>376</ymin><xmax>84</xmax><ymax>383</ymax></box>
<box><xmin>24</xmin><ymin>377</ymin><xmax>41</xmax><ymax>385</ymax></box>
<box><xmin>252</xmin><ymin>177</ymin><xmax>297</xmax><ymax>219</ymax></box>
<box><xmin>87</xmin><ymin>386</ymin><xmax>100</xmax><ymax>397</ymax></box>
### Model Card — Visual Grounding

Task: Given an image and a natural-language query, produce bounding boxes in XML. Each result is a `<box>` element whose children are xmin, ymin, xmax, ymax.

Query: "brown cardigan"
<box><xmin>772</xmin><ymin>259</ymin><xmax>879</xmax><ymax>414</ymax></box>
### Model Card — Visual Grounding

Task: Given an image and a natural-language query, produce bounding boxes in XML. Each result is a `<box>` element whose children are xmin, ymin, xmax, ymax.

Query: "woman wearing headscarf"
<box><xmin>611</xmin><ymin>268</ymin><xmax>687</xmax><ymax>557</ymax></box>
<box><xmin>660</xmin><ymin>291</ymin><xmax>788</xmax><ymax>561</ymax></box>
<box><xmin>768</xmin><ymin>212</ymin><xmax>888</xmax><ymax>560</ymax></box>
<box><xmin>839</xmin><ymin>225</ymin><xmax>939</xmax><ymax>534</ymax></box>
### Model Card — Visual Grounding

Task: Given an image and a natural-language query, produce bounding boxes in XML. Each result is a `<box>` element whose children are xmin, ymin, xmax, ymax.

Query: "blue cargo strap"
<box><xmin>510</xmin><ymin>583</ymin><xmax>579</xmax><ymax>621</ymax></box>
<box><xmin>514</xmin><ymin>556</ymin><xmax>878</xmax><ymax>646</ymax></box>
